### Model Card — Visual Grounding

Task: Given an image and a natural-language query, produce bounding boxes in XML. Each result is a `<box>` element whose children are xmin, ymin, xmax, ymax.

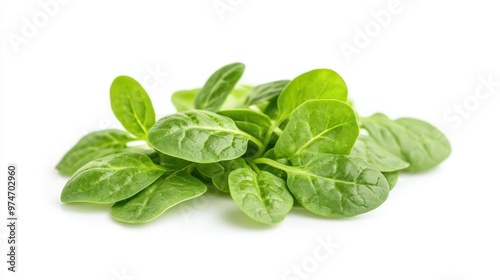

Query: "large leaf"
<box><xmin>277</xmin><ymin>69</ymin><xmax>348</xmax><ymax>122</ymax></box>
<box><xmin>194</xmin><ymin>63</ymin><xmax>245</xmax><ymax>111</ymax></box>
<box><xmin>110</xmin><ymin>76</ymin><xmax>156</xmax><ymax>138</ymax></box>
<box><xmin>56</xmin><ymin>130</ymin><xmax>135</xmax><ymax>175</ymax></box>
<box><xmin>147</xmin><ymin>110</ymin><xmax>249</xmax><ymax>163</ymax></box>
<box><xmin>254</xmin><ymin>155</ymin><xmax>389</xmax><ymax>217</ymax></box>
<box><xmin>274</xmin><ymin>100</ymin><xmax>359</xmax><ymax>165</ymax></box>
<box><xmin>361</xmin><ymin>114</ymin><xmax>451</xmax><ymax>172</ymax></box>
<box><xmin>244</xmin><ymin>80</ymin><xmax>290</xmax><ymax>105</ymax></box>
<box><xmin>60</xmin><ymin>153</ymin><xmax>166</xmax><ymax>204</ymax></box>
<box><xmin>350</xmin><ymin>135</ymin><xmax>410</xmax><ymax>172</ymax></box>
<box><xmin>229</xmin><ymin>169</ymin><xmax>293</xmax><ymax>225</ymax></box>
<box><xmin>110</xmin><ymin>172</ymin><xmax>207</xmax><ymax>223</ymax></box>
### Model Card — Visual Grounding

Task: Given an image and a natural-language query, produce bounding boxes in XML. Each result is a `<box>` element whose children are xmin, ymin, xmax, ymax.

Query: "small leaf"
<box><xmin>383</xmin><ymin>171</ymin><xmax>399</xmax><ymax>190</ymax></box>
<box><xmin>111</xmin><ymin>172</ymin><xmax>207</xmax><ymax>223</ymax></box>
<box><xmin>148</xmin><ymin>110</ymin><xmax>248</xmax><ymax>163</ymax></box>
<box><xmin>229</xmin><ymin>169</ymin><xmax>293</xmax><ymax>225</ymax></box>
<box><xmin>211</xmin><ymin>158</ymin><xmax>250</xmax><ymax>192</ymax></box>
<box><xmin>171</xmin><ymin>89</ymin><xmax>198</xmax><ymax>112</ymax></box>
<box><xmin>217</xmin><ymin>109</ymin><xmax>272</xmax><ymax>142</ymax></box>
<box><xmin>245</xmin><ymin>80</ymin><xmax>290</xmax><ymax>105</ymax></box>
<box><xmin>350</xmin><ymin>135</ymin><xmax>410</xmax><ymax>172</ymax></box>
<box><xmin>56</xmin><ymin>130</ymin><xmax>135</xmax><ymax>176</ymax></box>
<box><xmin>194</xmin><ymin>63</ymin><xmax>245</xmax><ymax>111</ymax></box>
<box><xmin>361</xmin><ymin>114</ymin><xmax>451</xmax><ymax>172</ymax></box>
<box><xmin>110</xmin><ymin>76</ymin><xmax>156</xmax><ymax>138</ymax></box>
<box><xmin>274</xmin><ymin>100</ymin><xmax>359</xmax><ymax>165</ymax></box>
<box><xmin>277</xmin><ymin>69</ymin><xmax>348</xmax><ymax>121</ymax></box>
<box><xmin>60</xmin><ymin>153</ymin><xmax>166</xmax><ymax>204</ymax></box>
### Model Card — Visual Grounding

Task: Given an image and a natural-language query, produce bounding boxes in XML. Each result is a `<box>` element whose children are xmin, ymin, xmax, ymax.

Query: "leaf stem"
<box><xmin>253</xmin><ymin>157</ymin><xmax>291</xmax><ymax>172</ymax></box>
<box><xmin>254</xmin><ymin>117</ymin><xmax>285</xmax><ymax>158</ymax></box>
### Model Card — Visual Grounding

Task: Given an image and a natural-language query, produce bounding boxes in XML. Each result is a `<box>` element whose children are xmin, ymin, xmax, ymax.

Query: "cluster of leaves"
<box><xmin>57</xmin><ymin>63</ymin><xmax>451</xmax><ymax>225</ymax></box>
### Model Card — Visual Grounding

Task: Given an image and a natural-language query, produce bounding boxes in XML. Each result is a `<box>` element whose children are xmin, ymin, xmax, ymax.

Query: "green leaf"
<box><xmin>361</xmin><ymin>114</ymin><xmax>451</xmax><ymax>172</ymax></box>
<box><xmin>110</xmin><ymin>76</ymin><xmax>156</xmax><ymax>138</ymax></box>
<box><xmin>350</xmin><ymin>135</ymin><xmax>410</xmax><ymax>172</ymax></box>
<box><xmin>383</xmin><ymin>171</ymin><xmax>399</xmax><ymax>190</ymax></box>
<box><xmin>259</xmin><ymin>149</ymin><xmax>288</xmax><ymax>180</ymax></box>
<box><xmin>229</xmin><ymin>169</ymin><xmax>293</xmax><ymax>225</ymax></box>
<box><xmin>245</xmin><ymin>80</ymin><xmax>290</xmax><ymax>105</ymax></box>
<box><xmin>277</xmin><ymin>69</ymin><xmax>348</xmax><ymax>122</ymax></box>
<box><xmin>274</xmin><ymin>100</ymin><xmax>359</xmax><ymax>165</ymax></box>
<box><xmin>56</xmin><ymin>130</ymin><xmax>135</xmax><ymax>176</ymax></box>
<box><xmin>147</xmin><ymin>110</ymin><xmax>249</xmax><ymax>163</ymax></box>
<box><xmin>60</xmin><ymin>153</ymin><xmax>166</xmax><ymax>204</ymax></box>
<box><xmin>217</xmin><ymin>109</ymin><xmax>271</xmax><ymax>142</ymax></box>
<box><xmin>110</xmin><ymin>172</ymin><xmax>207</xmax><ymax>223</ymax></box>
<box><xmin>207</xmin><ymin>158</ymin><xmax>250</xmax><ymax>193</ymax></box>
<box><xmin>221</xmin><ymin>85</ymin><xmax>253</xmax><ymax>110</ymax></box>
<box><xmin>254</xmin><ymin>155</ymin><xmax>389</xmax><ymax>217</ymax></box>
<box><xmin>171</xmin><ymin>89</ymin><xmax>198</xmax><ymax>112</ymax></box>
<box><xmin>194</xmin><ymin>63</ymin><xmax>245</xmax><ymax>111</ymax></box>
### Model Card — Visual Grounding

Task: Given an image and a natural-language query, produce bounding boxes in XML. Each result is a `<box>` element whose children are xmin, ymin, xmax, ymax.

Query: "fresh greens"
<box><xmin>60</xmin><ymin>153</ymin><xmax>166</xmax><ymax>204</ymax></box>
<box><xmin>194</xmin><ymin>62</ymin><xmax>245</xmax><ymax>112</ymax></box>
<box><xmin>57</xmin><ymin>63</ymin><xmax>451</xmax><ymax>225</ymax></box>
<box><xmin>229</xmin><ymin>169</ymin><xmax>293</xmax><ymax>224</ymax></box>
<box><xmin>111</xmin><ymin>172</ymin><xmax>207</xmax><ymax>223</ymax></box>
<box><xmin>110</xmin><ymin>76</ymin><xmax>156</xmax><ymax>138</ymax></box>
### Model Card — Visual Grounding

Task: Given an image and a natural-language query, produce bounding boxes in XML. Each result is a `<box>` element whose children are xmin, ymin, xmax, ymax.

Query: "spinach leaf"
<box><xmin>277</xmin><ymin>69</ymin><xmax>348</xmax><ymax>122</ymax></box>
<box><xmin>254</xmin><ymin>155</ymin><xmax>389</xmax><ymax>217</ymax></box>
<box><xmin>171</xmin><ymin>89</ymin><xmax>198</xmax><ymax>112</ymax></box>
<box><xmin>60</xmin><ymin>153</ymin><xmax>166</xmax><ymax>204</ymax></box>
<box><xmin>56</xmin><ymin>130</ymin><xmax>135</xmax><ymax>176</ymax></box>
<box><xmin>217</xmin><ymin>109</ymin><xmax>272</xmax><ymax>142</ymax></box>
<box><xmin>228</xmin><ymin>168</ymin><xmax>293</xmax><ymax>225</ymax></box>
<box><xmin>244</xmin><ymin>80</ymin><xmax>290</xmax><ymax>105</ymax></box>
<box><xmin>110</xmin><ymin>171</ymin><xmax>207</xmax><ymax>223</ymax></box>
<box><xmin>203</xmin><ymin>158</ymin><xmax>250</xmax><ymax>193</ymax></box>
<box><xmin>147</xmin><ymin>110</ymin><xmax>251</xmax><ymax>163</ymax></box>
<box><xmin>383</xmin><ymin>171</ymin><xmax>399</xmax><ymax>190</ymax></box>
<box><xmin>221</xmin><ymin>85</ymin><xmax>253</xmax><ymax>110</ymax></box>
<box><xmin>194</xmin><ymin>63</ymin><xmax>245</xmax><ymax>111</ymax></box>
<box><xmin>110</xmin><ymin>76</ymin><xmax>156</xmax><ymax>138</ymax></box>
<box><xmin>361</xmin><ymin>114</ymin><xmax>451</xmax><ymax>172</ymax></box>
<box><xmin>274</xmin><ymin>100</ymin><xmax>359</xmax><ymax>165</ymax></box>
<box><xmin>350</xmin><ymin>135</ymin><xmax>410</xmax><ymax>172</ymax></box>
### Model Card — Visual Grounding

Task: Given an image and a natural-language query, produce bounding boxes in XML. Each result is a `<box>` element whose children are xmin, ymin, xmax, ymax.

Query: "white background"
<box><xmin>1</xmin><ymin>1</ymin><xmax>500</xmax><ymax>279</ymax></box>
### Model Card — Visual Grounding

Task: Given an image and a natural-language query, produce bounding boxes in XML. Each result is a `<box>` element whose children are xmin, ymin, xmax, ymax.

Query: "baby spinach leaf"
<box><xmin>383</xmin><ymin>171</ymin><xmax>399</xmax><ymax>190</ymax></box>
<box><xmin>110</xmin><ymin>76</ymin><xmax>156</xmax><ymax>138</ymax></box>
<box><xmin>350</xmin><ymin>135</ymin><xmax>410</xmax><ymax>172</ymax></box>
<box><xmin>60</xmin><ymin>153</ymin><xmax>166</xmax><ymax>204</ymax></box>
<box><xmin>147</xmin><ymin>110</ymin><xmax>249</xmax><ymax>163</ymax></box>
<box><xmin>211</xmin><ymin>158</ymin><xmax>250</xmax><ymax>193</ymax></box>
<box><xmin>274</xmin><ymin>100</ymin><xmax>359</xmax><ymax>165</ymax></box>
<box><xmin>254</xmin><ymin>155</ymin><xmax>389</xmax><ymax>217</ymax></box>
<box><xmin>229</xmin><ymin>169</ymin><xmax>293</xmax><ymax>225</ymax></box>
<box><xmin>172</xmin><ymin>89</ymin><xmax>198</xmax><ymax>112</ymax></box>
<box><xmin>361</xmin><ymin>114</ymin><xmax>451</xmax><ymax>172</ymax></box>
<box><xmin>196</xmin><ymin>162</ymin><xmax>225</xmax><ymax>179</ymax></box>
<box><xmin>56</xmin><ymin>130</ymin><xmax>135</xmax><ymax>176</ymax></box>
<box><xmin>244</xmin><ymin>80</ymin><xmax>290</xmax><ymax>105</ymax></box>
<box><xmin>194</xmin><ymin>63</ymin><xmax>245</xmax><ymax>111</ymax></box>
<box><xmin>277</xmin><ymin>69</ymin><xmax>348</xmax><ymax>122</ymax></box>
<box><xmin>110</xmin><ymin>172</ymin><xmax>207</xmax><ymax>223</ymax></box>
<box><xmin>221</xmin><ymin>85</ymin><xmax>253</xmax><ymax>110</ymax></box>
<box><xmin>217</xmin><ymin>109</ymin><xmax>272</xmax><ymax>142</ymax></box>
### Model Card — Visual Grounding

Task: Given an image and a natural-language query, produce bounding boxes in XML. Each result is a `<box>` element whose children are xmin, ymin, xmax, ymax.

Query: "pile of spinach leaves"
<box><xmin>57</xmin><ymin>63</ymin><xmax>451</xmax><ymax>225</ymax></box>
